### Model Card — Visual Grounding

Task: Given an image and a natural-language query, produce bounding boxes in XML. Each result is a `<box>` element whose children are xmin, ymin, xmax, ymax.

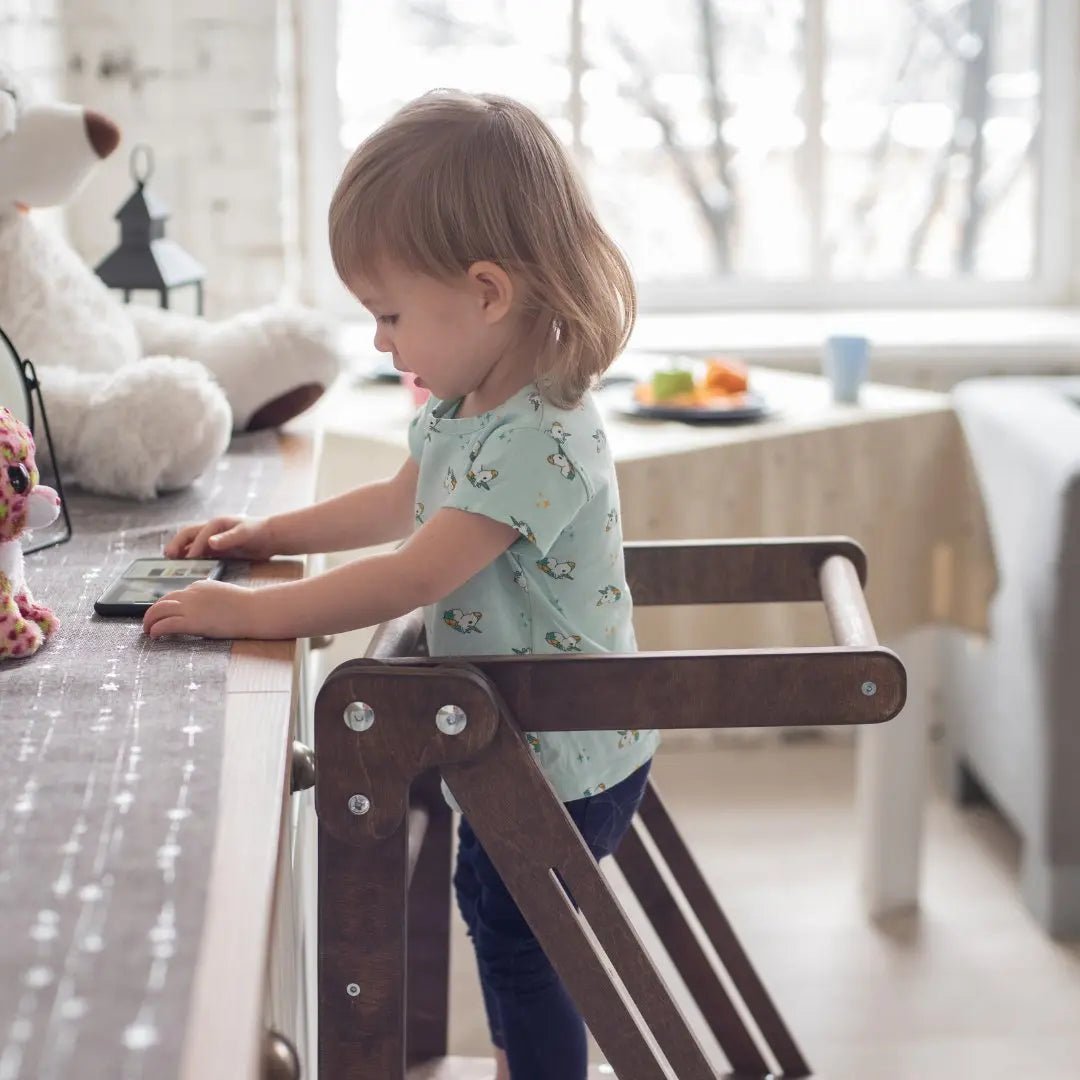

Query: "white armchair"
<box><xmin>943</xmin><ymin>376</ymin><xmax>1080</xmax><ymax>937</ymax></box>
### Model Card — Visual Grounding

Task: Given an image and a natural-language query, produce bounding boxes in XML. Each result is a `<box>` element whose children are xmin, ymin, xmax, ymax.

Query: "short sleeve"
<box><xmin>443</xmin><ymin>426</ymin><xmax>591</xmax><ymax>557</ymax></box>
<box><xmin>407</xmin><ymin>399</ymin><xmax>433</xmax><ymax>462</ymax></box>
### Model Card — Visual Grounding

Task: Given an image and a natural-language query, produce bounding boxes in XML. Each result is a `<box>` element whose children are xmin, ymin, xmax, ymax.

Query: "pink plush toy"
<box><xmin>0</xmin><ymin>407</ymin><xmax>60</xmax><ymax>658</ymax></box>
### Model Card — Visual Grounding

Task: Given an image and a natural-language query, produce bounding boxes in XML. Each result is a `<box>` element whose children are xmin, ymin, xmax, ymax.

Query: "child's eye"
<box><xmin>377</xmin><ymin>315</ymin><xmax>398</xmax><ymax>326</ymax></box>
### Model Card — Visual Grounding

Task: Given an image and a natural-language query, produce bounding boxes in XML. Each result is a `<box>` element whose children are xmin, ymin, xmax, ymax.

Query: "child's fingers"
<box><xmin>143</xmin><ymin>597</ymin><xmax>182</xmax><ymax>635</ymax></box>
<box><xmin>208</xmin><ymin>524</ymin><xmax>247</xmax><ymax>552</ymax></box>
<box><xmin>187</xmin><ymin>521</ymin><xmax>227</xmax><ymax>558</ymax></box>
<box><xmin>164</xmin><ymin>524</ymin><xmax>202</xmax><ymax>559</ymax></box>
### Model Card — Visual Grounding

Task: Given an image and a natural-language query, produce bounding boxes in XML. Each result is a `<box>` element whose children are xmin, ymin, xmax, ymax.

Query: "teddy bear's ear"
<box><xmin>0</xmin><ymin>91</ymin><xmax>16</xmax><ymax>140</ymax></box>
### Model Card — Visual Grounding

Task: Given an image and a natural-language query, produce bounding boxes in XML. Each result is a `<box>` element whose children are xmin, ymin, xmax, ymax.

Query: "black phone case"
<box><xmin>93</xmin><ymin>561</ymin><xmax>226</xmax><ymax>618</ymax></box>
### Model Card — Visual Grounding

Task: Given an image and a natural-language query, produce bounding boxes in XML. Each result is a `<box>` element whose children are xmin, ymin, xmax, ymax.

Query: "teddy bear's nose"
<box><xmin>84</xmin><ymin>110</ymin><xmax>120</xmax><ymax>159</ymax></box>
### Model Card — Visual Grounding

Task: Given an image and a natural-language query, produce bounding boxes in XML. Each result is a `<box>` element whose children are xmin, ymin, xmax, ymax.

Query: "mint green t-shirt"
<box><xmin>408</xmin><ymin>381</ymin><xmax>660</xmax><ymax>802</ymax></box>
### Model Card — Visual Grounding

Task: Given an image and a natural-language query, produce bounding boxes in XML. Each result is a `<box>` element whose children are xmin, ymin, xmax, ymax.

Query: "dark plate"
<box><xmin>611</xmin><ymin>388</ymin><xmax>774</xmax><ymax>424</ymax></box>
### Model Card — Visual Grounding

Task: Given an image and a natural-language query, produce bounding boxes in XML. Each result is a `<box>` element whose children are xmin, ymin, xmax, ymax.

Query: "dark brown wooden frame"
<box><xmin>314</xmin><ymin>538</ymin><xmax>905</xmax><ymax>1079</ymax></box>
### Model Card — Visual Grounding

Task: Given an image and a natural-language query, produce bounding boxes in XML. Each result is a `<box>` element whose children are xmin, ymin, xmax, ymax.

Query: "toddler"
<box><xmin>147</xmin><ymin>89</ymin><xmax>660</xmax><ymax>1080</ymax></box>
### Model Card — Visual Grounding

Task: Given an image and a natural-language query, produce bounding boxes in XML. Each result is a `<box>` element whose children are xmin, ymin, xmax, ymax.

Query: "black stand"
<box><xmin>0</xmin><ymin>321</ymin><xmax>73</xmax><ymax>554</ymax></box>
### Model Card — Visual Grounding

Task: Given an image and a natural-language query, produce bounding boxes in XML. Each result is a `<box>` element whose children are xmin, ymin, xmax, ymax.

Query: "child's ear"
<box><xmin>467</xmin><ymin>261</ymin><xmax>514</xmax><ymax>323</ymax></box>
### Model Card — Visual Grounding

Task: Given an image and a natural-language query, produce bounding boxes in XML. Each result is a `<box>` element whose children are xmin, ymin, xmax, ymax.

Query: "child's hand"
<box><xmin>143</xmin><ymin>580</ymin><xmax>262</xmax><ymax>640</ymax></box>
<box><xmin>164</xmin><ymin>516</ymin><xmax>276</xmax><ymax>560</ymax></box>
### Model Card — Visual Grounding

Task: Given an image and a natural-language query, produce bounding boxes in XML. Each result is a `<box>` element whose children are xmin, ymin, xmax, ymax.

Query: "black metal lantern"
<box><xmin>0</xmin><ymin>322</ymin><xmax>73</xmax><ymax>553</ymax></box>
<box><xmin>95</xmin><ymin>144</ymin><xmax>206</xmax><ymax>315</ymax></box>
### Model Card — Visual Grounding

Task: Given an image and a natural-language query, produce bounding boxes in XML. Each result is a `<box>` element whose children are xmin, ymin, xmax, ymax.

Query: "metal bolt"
<box><xmin>347</xmin><ymin>794</ymin><xmax>371</xmax><ymax>816</ymax></box>
<box><xmin>435</xmin><ymin>705</ymin><xmax>468</xmax><ymax>735</ymax></box>
<box><xmin>344</xmin><ymin>701</ymin><xmax>375</xmax><ymax>732</ymax></box>
<box><xmin>861</xmin><ymin>681</ymin><xmax>878</xmax><ymax>697</ymax></box>
<box><xmin>346</xmin><ymin>982</ymin><xmax>360</xmax><ymax>997</ymax></box>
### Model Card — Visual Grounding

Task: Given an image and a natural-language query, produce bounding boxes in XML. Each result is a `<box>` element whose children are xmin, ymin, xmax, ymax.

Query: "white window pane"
<box><xmin>583</xmin><ymin>0</ymin><xmax>809</xmax><ymax>282</ymax></box>
<box><xmin>823</xmin><ymin>0</ymin><xmax>1040</xmax><ymax>280</ymax></box>
<box><xmin>333</xmin><ymin>0</ymin><xmax>1049</xmax><ymax>299</ymax></box>
<box><xmin>337</xmin><ymin>0</ymin><xmax>571</xmax><ymax>151</ymax></box>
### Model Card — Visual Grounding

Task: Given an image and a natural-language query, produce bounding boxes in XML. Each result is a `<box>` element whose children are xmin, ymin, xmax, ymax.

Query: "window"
<box><xmin>307</xmin><ymin>0</ymin><xmax>1076</xmax><ymax>312</ymax></box>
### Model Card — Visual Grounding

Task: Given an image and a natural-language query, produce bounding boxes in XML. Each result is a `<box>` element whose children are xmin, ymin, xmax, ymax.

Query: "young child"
<box><xmin>146</xmin><ymin>89</ymin><xmax>659</xmax><ymax>1080</ymax></box>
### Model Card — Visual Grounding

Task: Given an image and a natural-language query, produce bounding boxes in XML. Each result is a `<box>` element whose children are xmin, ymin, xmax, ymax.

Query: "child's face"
<box><xmin>352</xmin><ymin>262</ymin><xmax>516</xmax><ymax>402</ymax></box>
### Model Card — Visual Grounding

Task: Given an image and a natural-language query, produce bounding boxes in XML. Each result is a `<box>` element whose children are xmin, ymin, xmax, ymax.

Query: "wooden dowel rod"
<box><xmin>819</xmin><ymin>555</ymin><xmax>878</xmax><ymax>648</ymax></box>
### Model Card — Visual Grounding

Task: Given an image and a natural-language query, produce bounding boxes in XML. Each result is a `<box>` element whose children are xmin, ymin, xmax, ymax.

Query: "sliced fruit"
<box><xmin>651</xmin><ymin>369</ymin><xmax>696</xmax><ymax>401</ymax></box>
<box><xmin>704</xmin><ymin>357</ymin><xmax>749</xmax><ymax>394</ymax></box>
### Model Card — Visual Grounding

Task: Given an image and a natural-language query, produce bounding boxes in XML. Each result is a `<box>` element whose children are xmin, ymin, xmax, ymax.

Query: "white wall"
<box><xmin>0</xmin><ymin>0</ymin><xmax>64</xmax><ymax>99</ymax></box>
<box><xmin>1</xmin><ymin>0</ymin><xmax>299</xmax><ymax>317</ymax></box>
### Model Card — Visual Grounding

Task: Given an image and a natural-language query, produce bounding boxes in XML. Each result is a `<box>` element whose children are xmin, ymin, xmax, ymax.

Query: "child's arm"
<box><xmin>142</xmin><ymin>507</ymin><xmax>519</xmax><ymax>640</ymax></box>
<box><xmin>267</xmin><ymin>456</ymin><xmax>419</xmax><ymax>555</ymax></box>
<box><xmin>168</xmin><ymin>457</ymin><xmax>419</xmax><ymax>559</ymax></box>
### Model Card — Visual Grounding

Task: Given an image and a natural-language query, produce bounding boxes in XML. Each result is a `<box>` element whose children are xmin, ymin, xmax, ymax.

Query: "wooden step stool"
<box><xmin>407</xmin><ymin>1057</ymin><xmax>614</xmax><ymax>1079</ymax></box>
<box><xmin>314</xmin><ymin>538</ymin><xmax>906</xmax><ymax>1079</ymax></box>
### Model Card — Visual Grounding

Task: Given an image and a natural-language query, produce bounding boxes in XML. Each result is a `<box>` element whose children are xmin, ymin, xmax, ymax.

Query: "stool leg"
<box><xmin>319</xmin><ymin>819</ymin><xmax>408</xmax><ymax>1080</ymax></box>
<box><xmin>406</xmin><ymin>768</ymin><xmax>453</xmax><ymax>1067</ymax></box>
<box><xmin>445</xmin><ymin>723</ymin><xmax>719</xmax><ymax>1080</ymax></box>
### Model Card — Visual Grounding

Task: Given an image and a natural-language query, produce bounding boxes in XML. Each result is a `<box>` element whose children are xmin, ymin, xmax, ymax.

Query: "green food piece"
<box><xmin>651</xmin><ymin>369</ymin><xmax>695</xmax><ymax>400</ymax></box>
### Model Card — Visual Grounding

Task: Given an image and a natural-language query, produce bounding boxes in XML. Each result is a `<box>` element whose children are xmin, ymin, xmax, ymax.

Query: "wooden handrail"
<box><xmin>365</xmin><ymin>646</ymin><xmax>905</xmax><ymax>730</ymax></box>
<box><xmin>819</xmin><ymin>554</ymin><xmax>878</xmax><ymax>648</ymax></box>
<box><xmin>625</xmin><ymin>537</ymin><xmax>867</xmax><ymax>606</ymax></box>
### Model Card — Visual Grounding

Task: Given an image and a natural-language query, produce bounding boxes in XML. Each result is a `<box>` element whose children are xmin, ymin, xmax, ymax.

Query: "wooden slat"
<box><xmin>629</xmin><ymin>782</ymin><xmax>811</xmax><ymax>1078</ymax></box>
<box><xmin>615</xmin><ymin>824</ymin><xmax>771</xmax><ymax>1076</ymax></box>
<box><xmin>408</xmin><ymin>1058</ymin><xmax>615</xmax><ymax>1079</ymax></box>
<box><xmin>444</xmin><ymin>720</ymin><xmax>716</xmax><ymax>1080</ymax></box>
<box><xmin>374</xmin><ymin>647</ymin><xmax>905</xmax><ymax>731</ymax></box>
<box><xmin>625</xmin><ymin>537</ymin><xmax>867</xmax><ymax>606</ymax></box>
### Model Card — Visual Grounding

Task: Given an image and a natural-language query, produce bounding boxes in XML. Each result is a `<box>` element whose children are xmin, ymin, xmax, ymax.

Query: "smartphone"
<box><xmin>94</xmin><ymin>557</ymin><xmax>227</xmax><ymax>617</ymax></box>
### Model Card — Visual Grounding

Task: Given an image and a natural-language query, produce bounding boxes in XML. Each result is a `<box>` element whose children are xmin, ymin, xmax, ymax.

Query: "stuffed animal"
<box><xmin>0</xmin><ymin>64</ymin><xmax>342</xmax><ymax>499</ymax></box>
<box><xmin>0</xmin><ymin>407</ymin><xmax>60</xmax><ymax>658</ymax></box>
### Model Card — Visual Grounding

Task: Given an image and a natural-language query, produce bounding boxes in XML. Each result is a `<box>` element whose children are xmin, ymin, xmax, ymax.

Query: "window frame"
<box><xmin>299</xmin><ymin>0</ymin><xmax>1079</xmax><ymax>317</ymax></box>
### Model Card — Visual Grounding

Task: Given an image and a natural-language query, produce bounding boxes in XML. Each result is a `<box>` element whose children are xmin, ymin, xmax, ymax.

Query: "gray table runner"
<box><xmin>0</xmin><ymin>434</ymin><xmax>281</xmax><ymax>1080</ymax></box>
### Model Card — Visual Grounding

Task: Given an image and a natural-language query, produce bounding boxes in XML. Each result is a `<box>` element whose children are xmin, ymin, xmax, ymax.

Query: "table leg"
<box><xmin>855</xmin><ymin>626</ymin><xmax>936</xmax><ymax>915</ymax></box>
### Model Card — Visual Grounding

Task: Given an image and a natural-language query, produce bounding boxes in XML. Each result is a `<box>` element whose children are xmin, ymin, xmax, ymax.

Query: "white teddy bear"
<box><xmin>0</xmin><ymin>65</ymin><xmax>341</xmax><ymax>499</ymax></box>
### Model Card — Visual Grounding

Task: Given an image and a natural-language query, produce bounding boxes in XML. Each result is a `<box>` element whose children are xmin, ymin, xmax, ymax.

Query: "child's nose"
<box><xmin>372</xmin><ymin>324</ymin><xmax>393</xmax><ymax>354</ymax></box>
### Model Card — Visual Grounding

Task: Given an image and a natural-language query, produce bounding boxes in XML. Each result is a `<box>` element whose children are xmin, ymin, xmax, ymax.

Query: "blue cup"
<box><xmin>822</xmin><ymin>335</ymin><xmax>870</xmax><ymax>404</ymax></box>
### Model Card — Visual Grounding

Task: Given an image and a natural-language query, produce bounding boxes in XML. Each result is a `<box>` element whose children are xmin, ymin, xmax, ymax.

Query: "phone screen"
<box><xmin>95</xmin><ymin>558</ymin><xmax>226</xmax><ymax>614</ymax></box>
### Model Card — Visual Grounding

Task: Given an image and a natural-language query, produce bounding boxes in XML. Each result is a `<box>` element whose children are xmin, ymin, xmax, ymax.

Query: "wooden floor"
<box><xmin>443</xmin><ymin>739</ymin><xmax>1080</xmax><ymax>1080</ymax></box>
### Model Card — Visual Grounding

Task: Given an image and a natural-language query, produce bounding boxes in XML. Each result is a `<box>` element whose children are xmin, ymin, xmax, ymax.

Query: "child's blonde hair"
<box><xmin>328</xmin><ymin>89</ymin><xmax>636</xmax><ymax>408</ymax></box>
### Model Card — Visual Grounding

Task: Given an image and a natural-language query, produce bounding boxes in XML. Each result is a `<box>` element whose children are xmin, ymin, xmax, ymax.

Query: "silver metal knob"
<box><xmin>436</xmin><ymin>705</ymin><xmax>467</xmax><ymax>735</ymax></box>
<box><xmin>344</xmin><ymin>701</ymin><xmax>375</xmax><ymax>732</ymax></box>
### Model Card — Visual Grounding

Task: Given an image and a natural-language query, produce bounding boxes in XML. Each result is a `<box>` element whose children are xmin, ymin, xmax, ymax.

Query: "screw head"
<box><xmin>435</xmin><ymin>705</ymin><xmax>468</xmax><ymax>735</ymax></box>
<box><xmin>346</xmin><ymin>982</ymin><xmax>360</xmax><ymax>997</ymax></box>
<box><xmin>861</xmin><ymin>681</ymin><xmax>878</xmax><ymax>697</ymax></box>
<box><xmin>344</xmin><ymin>701</ymin><xmax>375</xmax><ymax>732</ymax></box>
<box><xmin>347</xmin><ymin>794</ymin><xmax>371</xmax><ymax>816</ymax></box>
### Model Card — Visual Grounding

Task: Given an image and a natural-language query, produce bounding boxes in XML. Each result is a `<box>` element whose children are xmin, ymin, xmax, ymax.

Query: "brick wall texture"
<box><xmin>0</xmin><ymin>0</ymin><xmax>298</xmax><ymax>316</ymax></box>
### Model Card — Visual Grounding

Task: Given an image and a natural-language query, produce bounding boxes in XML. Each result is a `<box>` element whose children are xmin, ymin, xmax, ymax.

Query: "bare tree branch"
<box><xmin>610</xmin><ymin>28</ymin><xmax>733</xmax><ymax>272</ymax></box>
<box><xmin>904</xmin><ymin>0</ymin><xmax>994</xmax><ymax>274</ymax></box>
<box><xmin>830</xmin><ymin>24</ymin><xmax>923</xmax><ymax>267</ymax></box>
<box><xmin>696</xmin><ymin>0</ymin><xmax>735</xmax><ymax>266</ymax></box>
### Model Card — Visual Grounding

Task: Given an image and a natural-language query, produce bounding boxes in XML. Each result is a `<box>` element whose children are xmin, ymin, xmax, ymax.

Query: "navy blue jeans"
<box><xmin>452</xmin><ymin>761</ymin><xmax>652</xmax><ymax>1080</ymax></box>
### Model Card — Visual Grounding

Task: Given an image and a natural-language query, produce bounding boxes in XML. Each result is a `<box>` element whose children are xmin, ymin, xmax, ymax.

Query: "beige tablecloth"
<box><xmin>316</xmin><ymin>366</ymin><xmax>997</xmax><ymax>653</ymax></box>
